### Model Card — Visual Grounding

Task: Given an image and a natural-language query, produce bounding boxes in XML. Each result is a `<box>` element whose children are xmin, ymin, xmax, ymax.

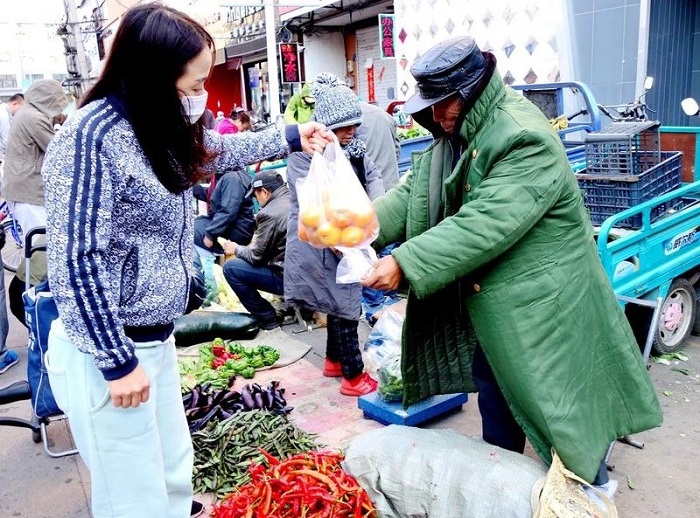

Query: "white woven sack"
<box><xmin>343</xmin><ymin>425</ymin><xmax>547</xmax><ymax>518</ymax></box>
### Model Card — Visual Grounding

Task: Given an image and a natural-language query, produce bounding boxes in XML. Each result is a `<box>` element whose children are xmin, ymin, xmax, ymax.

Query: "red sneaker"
<box><xmin>323</xmin><ymin>359</ymin><xmax>342</xmax><ymax>377</ymax></box>
<box><xmin>340</xmin><ymin>372</ymin><xmax>378</xmax><ymax>396</ymax></box>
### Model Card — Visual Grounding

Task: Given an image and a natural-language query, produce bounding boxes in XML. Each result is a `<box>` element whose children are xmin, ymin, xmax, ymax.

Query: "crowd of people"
<box><xmin>0</xmin><ymin>3</ymin><xmax>663</xmax><ymax>517</ymax></box>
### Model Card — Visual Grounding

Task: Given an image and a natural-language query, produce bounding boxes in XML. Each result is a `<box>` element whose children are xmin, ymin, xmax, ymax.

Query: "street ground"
<box><xmin>0</xmin><ymin>272</ymin><xmax>698</xmax><ymax>517</ymax></box>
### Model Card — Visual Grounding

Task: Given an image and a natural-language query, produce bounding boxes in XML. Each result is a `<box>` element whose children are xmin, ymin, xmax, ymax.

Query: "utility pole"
<box><xmin>60</xmin><ymin>0</ymin><xmax>91</xmax><ymax>97</ymax></box>
<box><xmin>264</xmin><ymin>3</ymin><xmax>281</xmax><ymax>121</ymax></box>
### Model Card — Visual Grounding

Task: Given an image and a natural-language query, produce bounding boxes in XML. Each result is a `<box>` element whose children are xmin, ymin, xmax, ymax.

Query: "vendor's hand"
<box><xmin>223</xmin><ymin>241</ymin><xmax>238</xmax><ymax>255</ymax></box>
<box><xmin>298</xmin><ymin>121</ymin><xmax>334</xmax><ymax>153</ymax></box>
<box><xmin>361</xmin><ymin>255</ymin><xmax>403</xmax><ymax>291</ymax></box>
<box><xmin>108</xmin><ymin>365</ymin><xmax>150</xmax><ymax>408</ymax></box>
<box><xmin>203</xmin><ymin>235</ymin><xmax>214</xmax><ymax>249</ymax></box>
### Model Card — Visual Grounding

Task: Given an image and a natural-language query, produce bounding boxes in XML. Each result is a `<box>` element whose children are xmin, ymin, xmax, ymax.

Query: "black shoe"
<box><xmin>191</xmin><ymin>500</ymin><xmax>204</xmax><ymax>517</ymax></box>
<box><xmin>259</xmin><ymin>318</ymin><xmax>281</xmax><ymax>331</ymax></box>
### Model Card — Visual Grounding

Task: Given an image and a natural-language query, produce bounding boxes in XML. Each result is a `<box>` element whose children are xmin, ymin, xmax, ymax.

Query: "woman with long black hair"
<box><xmin>42</xmin><ymin>4</ymin><xmax>329</xmax><ymax>517</ymax></box>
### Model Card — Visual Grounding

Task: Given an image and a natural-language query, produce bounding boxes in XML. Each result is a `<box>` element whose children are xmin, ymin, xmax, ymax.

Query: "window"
<box><xmin>23</xmin><ymin>74</ymin><xmax>44</xmax><ymax>86</ymax></box>
<box><xmin>0</xmin><ymin>75</ymin><xmax>17</xmax><ymax>88</ymax></box>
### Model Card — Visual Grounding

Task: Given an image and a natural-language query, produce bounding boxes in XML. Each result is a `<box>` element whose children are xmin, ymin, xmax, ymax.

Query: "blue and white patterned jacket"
<box><xmin>42</xmin><ymin>97</ymin><xmax>289</xmax><ymax>380</ymax></box>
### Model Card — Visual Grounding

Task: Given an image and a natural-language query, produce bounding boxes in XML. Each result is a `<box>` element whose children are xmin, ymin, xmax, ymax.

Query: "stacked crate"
<box><xmin>576</xmin><ymin>121</ymin><xmax>683</xmax><ymax>228</ymax></box>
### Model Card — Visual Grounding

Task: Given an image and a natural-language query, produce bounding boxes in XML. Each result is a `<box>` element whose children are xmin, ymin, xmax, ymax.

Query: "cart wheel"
<box><xmin>654</xmin><ymin>279</ymin><xmax>696</xmax><ymax>354</ymax></box>
<box><xmin>1</xmin><ymin>219</ymin><xmax>23</xmax><ymax>273</ymax></box>
<box><xmin>32</xmin><ymin>429</ymin><xmax>41</xmax><ymax>443</ymax></box>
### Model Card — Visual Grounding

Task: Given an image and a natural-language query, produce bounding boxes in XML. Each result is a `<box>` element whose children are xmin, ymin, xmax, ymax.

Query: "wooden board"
<box><xmin>661</xmin><ymin>132</ymin><xmax>696</xmax><ymax>182</ymax></box>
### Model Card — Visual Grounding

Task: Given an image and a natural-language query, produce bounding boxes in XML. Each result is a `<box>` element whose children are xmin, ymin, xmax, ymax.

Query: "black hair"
<box><xmin>8</xmin><ymin>93</ymin><xmax>24</xmax><ymax>103</ymax></box>
<box><xmin>80</xmin><ymin>3</ymin><xmax>216</xmax><ymax>193</ymax></box>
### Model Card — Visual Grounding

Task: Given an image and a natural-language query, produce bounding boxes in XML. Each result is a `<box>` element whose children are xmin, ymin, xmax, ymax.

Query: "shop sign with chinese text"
<box><xmin>379</xmin><ymin>14</ymin><xmax>395</xmax><ymax>59</ymax></box>
<box><xmin>279</xmin><ymin>43</ymin><xmax>301</xmax><ymax>83</ymax></box>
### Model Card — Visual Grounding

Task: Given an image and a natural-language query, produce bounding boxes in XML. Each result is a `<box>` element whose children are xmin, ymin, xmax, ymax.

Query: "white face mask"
<box><xmin>181</xmin><ymin>90</ymin><xmax>208</xmax><ymax>124</ymax></box>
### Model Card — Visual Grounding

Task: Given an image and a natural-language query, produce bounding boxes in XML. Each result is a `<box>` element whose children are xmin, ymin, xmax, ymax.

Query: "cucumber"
<box><xmin>173</xmin><ymin>311</ymin><xmax>259</xmax><ymax>347</ymax></box>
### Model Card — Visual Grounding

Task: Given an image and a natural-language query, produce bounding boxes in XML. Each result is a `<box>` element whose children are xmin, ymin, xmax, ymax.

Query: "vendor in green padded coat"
<box><xmin>361</xmin><ymin>36</ymin><xmax>662</xmax><ymax>491</ymax></box>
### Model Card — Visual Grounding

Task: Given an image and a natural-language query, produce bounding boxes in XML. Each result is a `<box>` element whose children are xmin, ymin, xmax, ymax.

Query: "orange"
<box><xmin>340</xmin><ymin>226</ymin><xmax>366</xmax><ymax>247</ymax></box>
<box><xmin>316</xmin><ymin>222</ymin><xmax>342</xmax><ymax>247</ymax></box>
<box><xmin>298</xmin><ymin>224</ymin><xmax>309</xmax><ymax>242</ymax></box>
<box><xmin>323</xmin><ymin>201</ymin><xmax>352</xmax><ymax>228</ymax></box>
<box><xmin>299</xmin><ymin>207</ymin><xmax>322</xmax><ymax>229</ymax></box>
<box><xmin>306</xmin><ymin>228</ymin><xmax>323</xmax><ymax>247</ymax></box>
<box><xmin>365</xmin><ymin>217</ymin><xmax>379</xmax><ymax>235</ymax></box>
<box><xmin>352</xmin><ymin>205</ymin><xmax>375</xmax><ymax>227</ymax></box>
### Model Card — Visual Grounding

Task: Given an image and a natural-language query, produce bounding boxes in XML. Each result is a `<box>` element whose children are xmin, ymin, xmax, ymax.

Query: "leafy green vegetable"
<box><xmin>178</xmin><ymin>339</ymin><xmax>281</xmax><ymax>391</ymax></box>
<box><xmin>397</xmin><ymin>124</ymin><xmax>431</xmax><ymax>141</ymax></box>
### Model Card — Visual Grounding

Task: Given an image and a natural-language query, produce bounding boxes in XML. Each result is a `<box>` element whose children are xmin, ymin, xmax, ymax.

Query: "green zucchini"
<box><xmin>174</xmin><ymin>311</ymin><xmax>259</xmax><ymax>347</ymax></box>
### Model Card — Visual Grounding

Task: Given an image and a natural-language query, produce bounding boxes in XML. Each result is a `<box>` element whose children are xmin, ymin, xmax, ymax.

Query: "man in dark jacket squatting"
<box><xmin>221</xmin><ymin>171</ymin><xmax>289</xmax><ymax>330</ymax></box>
<box><xmin>360</xmin><ymin>35</ymin><xmax>662</xmax><ymax>497</ymax></box>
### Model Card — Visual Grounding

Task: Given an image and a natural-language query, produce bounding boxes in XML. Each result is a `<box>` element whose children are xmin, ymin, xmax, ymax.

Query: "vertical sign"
<box><xmin>279</xmin><ymin>43</ymin><xmax>301</xmax><ymax>84</ymax></box>
<box><xmin>378</xmin><ymin>14</ymin><xmax>395</xmax><ymax>59</ymax></box>
<box><xmin>367</xmin><ymin>66</ymin><xmax>376</xmax><ymax>103</ymax></box>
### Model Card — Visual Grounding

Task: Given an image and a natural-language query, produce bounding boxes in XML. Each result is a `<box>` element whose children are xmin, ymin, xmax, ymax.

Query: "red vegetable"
<box><xmin>213</xmin><ymin>450</ymin><xmax>376</xmax><ymax>518</ymax></box>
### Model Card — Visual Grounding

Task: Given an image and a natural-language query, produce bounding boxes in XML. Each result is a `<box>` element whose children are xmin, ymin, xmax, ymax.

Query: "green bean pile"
<box><xmin>192</xmin><ymin>410</ymin><xmax>320</xmax><ymax>497</ymax></box>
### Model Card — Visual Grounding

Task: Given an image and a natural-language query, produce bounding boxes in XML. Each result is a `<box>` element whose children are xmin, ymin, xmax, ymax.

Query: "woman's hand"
<box><xmin>298</xmin><ymin>121</ymin><xmax>334</xmax><ymax>153</ymax></box>
<box><xmin>203</xmin><ymin>235</ymin><xmax>214</xmax><ymax>249</ymax></box>
<box><xmin>108</xmin><ymin>365</ymin><xmax>150</xmax><ymax>408</ymax></box>
<box><xmin>361</xmin><ymin>255</ymin><xmax>404</xmax><ymax>291</ymax></box>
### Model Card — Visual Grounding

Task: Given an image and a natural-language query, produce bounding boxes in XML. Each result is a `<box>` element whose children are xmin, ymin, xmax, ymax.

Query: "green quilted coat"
<box><xmin>373</xmin><ymin>71</ymin><xmax>663</xmax><ymax>482</ymax></box>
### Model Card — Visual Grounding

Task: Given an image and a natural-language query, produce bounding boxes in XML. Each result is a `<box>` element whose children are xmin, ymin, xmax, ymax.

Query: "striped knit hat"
<box><xmin>310</xmin><ymin>73</ymin><xmax>362</xmax><ymax>130</ymax></box>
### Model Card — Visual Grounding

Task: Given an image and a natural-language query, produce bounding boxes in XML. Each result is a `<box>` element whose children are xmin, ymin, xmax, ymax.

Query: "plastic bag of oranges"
<box><xmin>296</xmin><ymin>140</ymin><xmax>379</xmax><ymax>250</ymax></box>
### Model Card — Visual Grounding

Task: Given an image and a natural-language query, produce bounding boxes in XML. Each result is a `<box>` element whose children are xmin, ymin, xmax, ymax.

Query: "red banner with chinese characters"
<box><xmin>367</xmin><ymin>66</ymin><xmax>375</xmax><ymax>103</ymax></box>
<box><xmin>378</xmin><ymin>14</ymin><xmax>395</xmax><ymax>59</ymax></box>
<box><xmin>279</xmin><ymin>43</ymin><xmax>301</xmax><ymax>83</ymax></box>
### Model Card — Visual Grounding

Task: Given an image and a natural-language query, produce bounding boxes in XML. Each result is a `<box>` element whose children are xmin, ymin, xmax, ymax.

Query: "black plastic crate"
<box><xmin>584</xmin><ymin>121</ymin><xmax>661</xmax><ymax>176</ymax></box>
<box><xmin>576</xmin><ymin>151</ymin><xmax>683</xmax><ymax>228</ymax></box>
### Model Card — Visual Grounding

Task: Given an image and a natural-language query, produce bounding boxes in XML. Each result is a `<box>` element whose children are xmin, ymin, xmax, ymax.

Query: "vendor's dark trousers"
<box><xmin>193</xmin><ymin>216</ymin><xmax>252</xmax><ymax>253</ymax></box>
<box><xmin>222</xmin><ymin>258</ymin><xmax>282</xmax><ymax>328</ymax></box>
<box><xmin>472</xmin><ymin>345</ymin><xmax>609</xmax><ymax>485</ymax></box>
<box><xmin>326</xmin><ymin>315</ymin><xmax>364</xmax><ymax>380</ymax></box>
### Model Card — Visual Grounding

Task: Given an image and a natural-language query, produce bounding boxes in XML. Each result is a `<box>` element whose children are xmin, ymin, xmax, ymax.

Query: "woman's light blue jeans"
<box><xmin>46</xmin><ymin>319</ymin><xmax>193</xmax><ymax>517</ymax></box>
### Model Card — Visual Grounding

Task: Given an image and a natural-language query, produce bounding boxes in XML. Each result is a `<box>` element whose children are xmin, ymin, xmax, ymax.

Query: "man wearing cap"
<box><xmin>361</xmin><ymin>36</ymin><xmax>662</xmax><ymax>491</ymax></box>
<box><xmin>221</xmin><ymin>171</ymin><xmax>289</xmax><ymax>330</ymax></box>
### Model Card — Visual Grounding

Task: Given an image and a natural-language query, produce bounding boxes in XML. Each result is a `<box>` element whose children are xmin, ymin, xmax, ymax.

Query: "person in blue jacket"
<box><xmin>193</xmin><ymin>166</ymin><xmax>256</xmax><ymax>254</ymax></box>
<box><xmin>41</xmin><ymin>4</ymin><xmax>330</xmax><ymax>517</ymax></box>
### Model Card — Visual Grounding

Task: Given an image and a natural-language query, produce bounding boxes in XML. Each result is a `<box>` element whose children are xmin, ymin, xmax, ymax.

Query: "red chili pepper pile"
<box><xmin>213</xmin><ymin>449</ymin><xmax>376</xmax><ymax>518</ymax></box>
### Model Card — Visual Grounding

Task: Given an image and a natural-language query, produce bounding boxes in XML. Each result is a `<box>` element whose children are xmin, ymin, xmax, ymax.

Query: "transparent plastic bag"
<box><xmin>377</xmin><ymin>354</ymin><xmax>403</xmax><ymax>402</ymax></box>
<box><xmin>200</xmin><ymin>253</ymin><xmax>218</xmax><ymax>307</ymax></box>
<box><xmin>335</xmin><ymin>247</ymin><xmax>377</xmax><ymax>284</ymax></box>
<box><xmin>362</xmin><ymin>306</ymin><xmax>405</xmax><ymax>401</ymax></box>
<box><xmin>296</xmin><ymin>140</ymin><xmax>379</xmax><ymax>250</ymax></box>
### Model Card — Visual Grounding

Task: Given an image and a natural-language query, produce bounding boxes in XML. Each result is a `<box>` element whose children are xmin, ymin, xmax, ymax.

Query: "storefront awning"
<box><xmin>281</xmin><ymin>0</ymin><xmax>393</xmax><ymax>30</ymax></box>
<box><xmin>224</xmin><ymin>36</ymin><xmax>268</xmax><ymax>60</ymax></box>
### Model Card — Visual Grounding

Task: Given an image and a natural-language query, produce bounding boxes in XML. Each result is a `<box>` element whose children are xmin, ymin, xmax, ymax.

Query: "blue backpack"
<box><xmin>23</xmin><ymin>280</ymin><xmax>62</xmax><ymax>419</ymax></box>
